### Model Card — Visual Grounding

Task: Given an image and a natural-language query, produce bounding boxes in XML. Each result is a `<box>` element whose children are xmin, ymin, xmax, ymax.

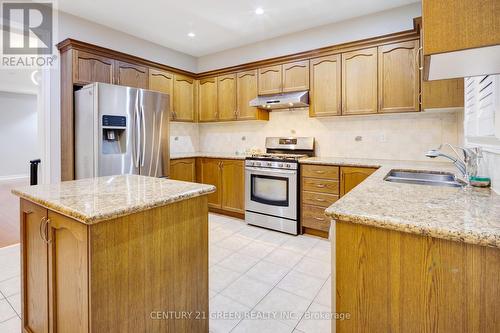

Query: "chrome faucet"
<box><xmin>425</xmin><ymin>144</ymin><xmax>482</xmax><ymax>181</ymax></box>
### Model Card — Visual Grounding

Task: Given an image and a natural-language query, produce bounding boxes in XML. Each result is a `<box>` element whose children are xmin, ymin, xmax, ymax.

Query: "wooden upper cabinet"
<box><xmin>149</xmin><ymin>69</ymin><xmax>174</xmax><ymax>119</ymax></box>
<box><xmin>221</xmin><ymin>160</ymin><xmax>245</xmax><ymax>214</ymax></box>
<box><xmin>114</xmin><ymin>60</ymin><xmax>148</xmax><ymax>89</ymax></box>
<box><xmin>422</xmin><ymin>79</ymin><xmax>464</xmax><ymax>109</ymax></box>
<box><xmin>199</xmin><ymin>77</ymin><xmax>218</xmax><ymax>122</ymax></box>
<box><xmin>422</xmin><ymin>0</ymin><xmax>499</xmax><ymax>56</ymax></box>
<box><xmin>258</xmin><ymin>65</ymin><xmax>282</xmax><ymax>95</ymax></box>
<box><xmin>340</xmin><ymin>167</ymin><xmax>376</xmax><ymax>196</ymax></box>
<box><xmin>218</xmin><ymin>74</ymin><xmax>237</xmax><ymax>121</ymax></box>
<box><xmin>73</xmin><ymin>50</ymin><xmax>114</xmax><ymax>85</ymax></box>
<box><xmin>199</xmin><ymin>158</ymin><xmax>222</xmax><ymax>209</ymax></box>
<box><xmin>309</xmin><ymin>55</ymin><xmax>341</xmax><ymax>117</ymax></box>
<box><xmin>237</xmin><ymin>70</ymin><xmax>258</xmax><ymax>120</ymax></box>
<box><xmin>342</xmin><ymin>48</ymin><xmax>378</xmax><ymax>115</ymax></box>
<box><xmin>378</xmin><ymin>40</ymin><xmax>419</xmax><ymax>113</ymax></box>
<box><xmin>282</xmin><ymin>60</ymin><xmax>309</xmax><ymax>92</ymax></box>
<box><xmin>173</xmin><ymin>74</ymin><xmax>195</xmax><ymax>122</ymax></box>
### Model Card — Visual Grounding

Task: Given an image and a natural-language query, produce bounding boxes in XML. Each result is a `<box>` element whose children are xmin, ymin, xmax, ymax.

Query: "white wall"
<box><xmin>197</xmin><ymin>3</ymin><xmax>421</xmax><ymax>72</ymax></box>
<box><xmin>195</xmin><ymin>109</ymin><xmax>460</xmax><ymax>162</ymax></box>
<box><xmin>0</xmin><ymin>92</ymin><xmax>38</xmax><ymax>178</ymax></box>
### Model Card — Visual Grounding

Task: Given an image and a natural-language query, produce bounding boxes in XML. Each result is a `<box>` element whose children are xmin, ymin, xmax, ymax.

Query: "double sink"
<box><xmin>384</xmin><ymin>170</ymin><xmax>466</xmax><ymax>188</ymax></box>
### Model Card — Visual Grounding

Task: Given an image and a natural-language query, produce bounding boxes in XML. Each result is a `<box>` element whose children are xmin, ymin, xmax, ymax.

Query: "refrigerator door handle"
<box><xmin>134</xmin><ymin>98</ymin><xmax>141</xmax><ymax>168</ymax></box>
<box><xmin>140</xmin><ymin>104</ymin><xmax>146</xmax><ymax>167</ymax></box>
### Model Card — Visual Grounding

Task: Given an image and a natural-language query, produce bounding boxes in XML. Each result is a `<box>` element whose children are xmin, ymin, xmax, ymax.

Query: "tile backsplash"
<box><xmin>171</xmin><ymin>108</ymin><xmax>461</xmax><ymax>162</ymax></box>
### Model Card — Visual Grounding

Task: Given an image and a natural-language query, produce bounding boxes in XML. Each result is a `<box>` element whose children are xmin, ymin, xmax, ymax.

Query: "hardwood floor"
<box><xmin>0</xmin><ymin>179</ymin><xmax>26</xmax><ymax>247</ymax></box>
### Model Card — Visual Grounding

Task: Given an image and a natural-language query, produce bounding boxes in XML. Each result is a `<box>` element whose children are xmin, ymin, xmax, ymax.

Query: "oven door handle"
<box><xmin>245</xmin><ymin>166</ymin><xmax>297</xmax><ymax>175</ymax></box>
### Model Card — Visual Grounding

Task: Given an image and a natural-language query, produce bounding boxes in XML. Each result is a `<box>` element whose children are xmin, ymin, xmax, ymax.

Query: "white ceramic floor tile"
<box><xmin>218</xmin><ymin>220</ymin><xmax>247</xmax><ymax>233</ymax></box>
<box><xmin>304</xmin><ymin>246</ymin><xmax>330</xmax><ymax>263</ymax></box>
<box><xmin>217</xmin><ymin>235</ymin><xmax>252</xmax><ymax>251</ymax></box>
<box><xmin>245</xmin><ymin>261</ymin><xmax>290</xmax><ymax>286</ymax></box>
<box><xmin>235</xmin><ymin>225</ymin><xmax>268</xmax><ymax>241</ymax></box>
<box><xmin>209</xmin><ymin>294</ymin><xmax>249</xmax><ymax>333</ymax></box>
<box><xmin>209</xmin><ymin>265</ymin><xmax>242</xmax><ymax>292</ymax></box>
<box><xmin>264</xmin><ymin>248</ymin><xmax>304</xmax><ymax>268</ymax></box>
<box><xmin>0</xmin><ymin>246</ymin><xmax>20</xmax><ymax>283</ymax></box>
<box><xmin>210</xmin><ymin>245</ymin><xmax>233</xmax><ymax>266</ymax></box>
<box><xmin>254</xmin><ymin>288</ymin><xmax>311</xmax><ymax>328</ymax></box>
<box><xmin>6</xmin><ymin>294</ymin><xmax>20</xmax><ymax>316</ymax></box>
<box><xmin>281</xmin><ymin>236</ymin><xmax>319</xmax><ymax>255</ymax></box>
<box><xmin>220</xmin><ymin>275</ymin><xmax>274</xmax><ymax>308</ymax></box>
<box><xmin>0</xmin><ymin>316</ymin><xmax>21</xmax><ymax>333</ymax></box>
<box><xmin>277</xmin><ymin>270</ymin><xmax>325</xmax><ymax>301</ymax></box>
<box><xmin>294</xmin><ymin>257</ymin><xmax>331</xmax><ymax>279</ymax></box>
<box><xmin>256</xmin><ymin>231</ymin><xmax>294</xmax><ymax>247</ymax></box>
<box><xmin>313</xmin><ymin>277</ymin><xmax>331</xmax><ymax>308</ymax></box>
<box><xmin>218</xmin><ymin>252</ymin><xmax>260</xmax><ymax>273</ymax></box>
<box><xmin>0</xmin><ymin>298</ymin><xmax>16</xmax><ymax>322</ymax></box>
<box><xmin>232</xmin><ymin>317</ymin><xmax>294</xmax><ymax>333</ymax></box>
<box><xmin>0</xmin><ymin>276</ymin><xmax>20</xmax><ymax>298</ymax></box>
<box><xmin>296</xmin><ymin>302</ymin><xmax>332</xmax><ymax>333</ymax></box>
<box><xmin>209</xmin><ymin>289</ymin><xmax>218</xmax><ymax>299</ymax></box>
<box><xmin>210</xmin><ymin>228</ymin><xmax>235</xmax><ymax>243</ymax></box>
<box><xmin>237</xmin><ymin>241</ymin><xmax>275</xmax><ymax>259</ymax></box>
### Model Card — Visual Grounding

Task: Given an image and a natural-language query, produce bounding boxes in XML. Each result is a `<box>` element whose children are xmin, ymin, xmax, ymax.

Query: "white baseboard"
<box><xmin>0</xmin><ymin>174</ymin><xmax>29</xmax><ymax>182</ymax></box>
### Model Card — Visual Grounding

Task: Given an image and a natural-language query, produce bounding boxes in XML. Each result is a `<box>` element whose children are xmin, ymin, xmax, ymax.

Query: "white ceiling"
<box><xmin>58</xmin><ymin>0</ymin><xmax>419</xmax><ymax>57</ymax></box>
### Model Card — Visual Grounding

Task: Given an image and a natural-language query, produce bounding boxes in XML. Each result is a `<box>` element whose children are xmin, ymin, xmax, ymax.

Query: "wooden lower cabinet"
<box><xmin>170</xmin><ymin>158</ymin><xmax>196</xmax><ymax>182</ymax></box>
<box><xmin>20</xmin><ymin>197</ymin><xmax>209</xmax><ymax>333</ymax></box>
<box><xmin>340</xmin><ymin>167</ymin><xmax>377</xmax><ymax>196</ymax></box>
<box><xmin>335</xmin><ymin>221</ymin><xmax>500</xmax><ymax>332</ymax></box>
<box><xmin>198</xmin><ymin>158</ymin><xmax>245</xmax><ymax>217</ymax></box>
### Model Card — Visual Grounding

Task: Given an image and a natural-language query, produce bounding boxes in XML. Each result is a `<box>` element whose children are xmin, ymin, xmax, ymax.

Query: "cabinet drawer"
<box><xmin>301</xmin><ymin>164</ymin><xmax>339</xmax><ymax>179</ymax></box>
<box><xmin>302</xmin><ymin>204</ymin><xmax>330</xmax><ymax>232</ymax></box>
<box><xmin>302</xmin><ymin>178</ymin><xmax>339</xmax><ymax>194</ymax></box>
<box><xmin>302</xmin><ymin>191</ymin><xmax>339</xmax><ymax>208</ymax></box>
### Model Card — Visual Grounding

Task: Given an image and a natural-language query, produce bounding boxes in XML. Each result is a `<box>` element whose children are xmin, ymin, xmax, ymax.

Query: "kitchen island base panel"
<box><xmin>20</xmin><ymin>195</ymin><xmax>209</xmax><ymax>333</ymax></box>
<box><xmin>335</xmin><ymin>220</ymin><xmax>500</xmax><ymax>333</ymax></box>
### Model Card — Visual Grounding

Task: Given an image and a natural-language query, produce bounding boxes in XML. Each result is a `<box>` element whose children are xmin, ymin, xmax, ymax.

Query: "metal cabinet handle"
<box><xmin>416</xmin><ymin>47</ymin><xmax>423</xmax><ymax>71</ymax></box>
<box><xmin>316</xmin><ymin>184</ymin><xmax>326</xmax><ymax>188</ymax></box>
<box><xmin>314</xmin><ymin>170</ymin><xmax>325</xmax><ymax>174</ymax></box>
<box><xmin>314</xmin><ymin>217</ymin><xmax>325</xmax><ymax>221</ymax></box>
<box><xmin>39</xmin><ymin>217</ymin><xmax>47</xmax><ymax>242</ymax></box>
<box><xmin>45</xmin><ymin>219</ymin><xmax>52</xmax><ymax>244</ymax></box>
<box><xmin>315</xmin><ymin>198</ymin><xmax>326</xmax><ymax>202</ymax></box>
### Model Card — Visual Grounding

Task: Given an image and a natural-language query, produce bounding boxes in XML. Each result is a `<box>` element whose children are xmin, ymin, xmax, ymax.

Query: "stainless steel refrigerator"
<box><xmin>75</xmin><ymin>83</ymin><xmax>170</xmax><ymax>179</ymax></box>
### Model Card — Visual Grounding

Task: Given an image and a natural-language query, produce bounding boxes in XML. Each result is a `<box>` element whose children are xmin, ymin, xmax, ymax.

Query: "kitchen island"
<box><xmin>323</xmin><ymin>159</ymin><xmax>500</xmax><ymax>332</ymax></box>
<box><xmin>12</xmin><ymin>174</ymin><xmax>215</xmax><ymax>333</ymax></box>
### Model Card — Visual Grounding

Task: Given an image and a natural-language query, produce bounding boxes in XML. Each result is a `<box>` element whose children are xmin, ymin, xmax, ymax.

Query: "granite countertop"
<box><xmin>170</xmin><ymin>152</ymin><xmax>247</xmax><ymax>160</ymax></box>
<box><xmin>316</xmin><ymin>157</ymin><xmax>500</xmax><ymax>249</ymax></box>
<box><xmin>12</xmin><ymin>174</ymin><xmax>216</xmax><ymax>225</ymax></box>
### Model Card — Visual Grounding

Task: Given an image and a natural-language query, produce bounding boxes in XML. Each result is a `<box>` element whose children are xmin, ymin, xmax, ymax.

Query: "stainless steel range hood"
<box><xmin>249</xmin><ymin>91</ymin><xmax>309</xmax><ymax>110</ymax></box>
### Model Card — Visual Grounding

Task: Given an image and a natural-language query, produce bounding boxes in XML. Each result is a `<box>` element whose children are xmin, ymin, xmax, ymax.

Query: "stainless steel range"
<box><xmin>245</xmin><ymin>137</ymin><xmax>314</xmax><ymax>235</ymax></box>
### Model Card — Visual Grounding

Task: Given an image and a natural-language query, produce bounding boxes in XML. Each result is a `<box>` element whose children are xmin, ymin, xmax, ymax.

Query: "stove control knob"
<box><xmin>285</xmin><ymin>163</ymin><xmax>292</xmax><ymax>168</ymax></box>
<box><xmin>278</xmin><ymin>163</ymin><xmax>284</xmax><ymax>167</ymax></box>
<box><xmin>255</xmin><ymin>162</ymin><xmax>261</xmax><ymax>166</ymax></box>
<box><xmin>266</xmin><ymin>162</ymin><xmax>272</xmax><ymax>166</ymax></box>
<box><xmin>247</xmin><ymin>161</ymin><xmax>254</xmax><ymax>166</ymax></box>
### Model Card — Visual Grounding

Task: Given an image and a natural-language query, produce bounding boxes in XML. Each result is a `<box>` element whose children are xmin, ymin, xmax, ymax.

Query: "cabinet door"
<box><xmin>258</xmin><ymin>65</ymin><xmax>282</xmax><ymax>95</ymax></box>
<box><xmin>173</xmin><ymin>74</ymin><xmax>195</xmax><ymax>122</ymax></box>
<box><xmin>115</xmin><ymin>60</ymin><xmax>148</xmax><ymax>89</ymax></box>
<box><xmin>378</xmin><ymin>40</ymin><xmax>419</xmax><ymax>113</ymax></box>
<box><xmin>218</xmin><ymin>74</ymin><xmax>237</xmax><ymax>121</ymax></box>
<box><xmin>340</xmin><ymin>167</ymin><xmax>376</xmax><ymax>196</ymax></box>
<box><xmin>199</xmin><ymin>77</ymin><xmax>218</xmax><ymax>122</ymax></box>
<box><xmin>342</xmin><ymin>48</ymin><xmax>378</xmax><ymax>115</ymax></box>
<box><xmin>221</xmin><ymin>159</ymin><xmax>245</xmax><ymax>214</ymax></box>
<box><xmin>170</xmin><ymin>158</ymin><xmax>196</xmax><ymax>182</ymax></box>
<box><xmin>237</xmin><ymin>70</ymin><xmax>260</xmax><ymax>120</ymax></box>
<box><xmin>20</xmin><ymin>199</ymin><xmax>49</xmax><ymax>333</ymax></box>
<box><xmin>149</xmin><ymin>68</ymin><xmax>174</xmax><ymax>116</ymax></box>
<box><xmin>74</xmin><ymin>50</ymin><xmax>114</xmax><ymax>85</ymax></box>
<box><xmin>199</xmin><ymin>158</ymin><xmax>222</xmax><ymax>209</ymax></box>
<box><xmin>47</xmin><ymin>211</ymin><xmax>89</xmax><ymax>333</ymax></box>
<box><xmin>422</xmin><ymin>79</ymin><xmax>464</xmax><ymax>109</ymax></box>
<box><xmin>282</xmin><ymin>60</ymin><xmax>309</xmax><ymax>92</ymax></box>
<box><xmin>309</xmin><ymin>55</ymin><xmax>341</xmax><ymax>117</ymax></box>
<box><xmin>149</xmin><ymin>69</ymin><xmax>174</xmax><ymax>119</ymax></box>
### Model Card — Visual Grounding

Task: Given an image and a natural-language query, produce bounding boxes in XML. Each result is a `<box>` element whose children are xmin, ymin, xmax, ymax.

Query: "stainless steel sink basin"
<box><xmin>384</xmin><ymin>170</ymin><xmax>466</xmax><ymax>188</ymax></box>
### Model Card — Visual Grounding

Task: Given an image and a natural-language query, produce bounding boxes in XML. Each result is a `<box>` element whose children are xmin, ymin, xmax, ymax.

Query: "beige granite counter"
<box><xmin>170</xmin><ymin>152</ymin><xmax>247</xmax><ymax>160</ymax></box>
<box><xmin>12</xmin><ymin>174</ymin><xmax>216</xmax><ymax>225</ymax></box>
<box><xmin>319</xmin><ymin>157</ymin><xmax>500</xmax><ymax>249</ymax></box>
